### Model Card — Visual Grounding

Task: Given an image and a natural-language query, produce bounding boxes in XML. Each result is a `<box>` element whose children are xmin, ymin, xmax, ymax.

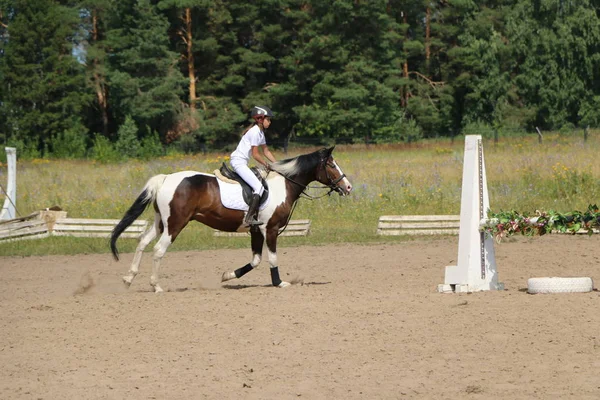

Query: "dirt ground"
<box><xmin>1</xmin><ymin>235</ymin><xmax>600</xmax><ymax>400</ymax></box>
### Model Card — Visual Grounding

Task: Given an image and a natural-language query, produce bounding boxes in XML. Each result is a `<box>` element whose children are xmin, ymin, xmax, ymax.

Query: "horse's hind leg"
<box><xmin>149</xmin><ymin>217</ymin><xmax>189</xmax><ymax>293</ymax></box>
<box><xmin>149</xmin><ymin>230</ymin><xmax>174</xmax><ymax>293</ymax></box>
<box><xmin>123</xmin><ymin>213</ymin><xmax>160</xmax><ymax>287</ymax></box>
<box><xmin>221</xmin><ymin>228</ymin><xmax>264</xmax><ymax>283</ymax></box>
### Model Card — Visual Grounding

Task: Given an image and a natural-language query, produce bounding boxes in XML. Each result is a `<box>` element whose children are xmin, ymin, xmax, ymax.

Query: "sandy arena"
<box><xmin>1</xmin><ymin>235</ymin><xmax>600</xmax><ymax>399</ymax></box>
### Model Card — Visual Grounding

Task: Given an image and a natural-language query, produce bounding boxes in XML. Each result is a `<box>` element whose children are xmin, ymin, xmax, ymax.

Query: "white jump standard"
<box><xmin>438</xmin><ymin>135</ymin><xmax>504</xmax><ymax>293</ymax></box>
<box><xmin>0</xmin><ymin>147</ymin><xmax>17</xmax><ymax>221</ymax></box>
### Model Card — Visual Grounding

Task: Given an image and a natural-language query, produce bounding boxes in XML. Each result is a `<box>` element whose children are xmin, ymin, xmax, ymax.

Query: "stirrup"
<box><xmin>245</xmin><ymin>218</ymin><xmax>263</xmax><ymax>226</ymax></box>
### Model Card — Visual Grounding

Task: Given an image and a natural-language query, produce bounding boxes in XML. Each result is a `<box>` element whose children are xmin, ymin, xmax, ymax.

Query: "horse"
<box><xmin>110</xmin><ymin>146</ymin><xmax>352</xmax><ymax>292</ymax></box>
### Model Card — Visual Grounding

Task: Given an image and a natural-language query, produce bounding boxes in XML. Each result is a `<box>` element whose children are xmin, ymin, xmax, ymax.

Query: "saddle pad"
<box><xmin>216</xmin><ymin>178</ymin><xmax>270</xmax><ymax>211</ymax></box>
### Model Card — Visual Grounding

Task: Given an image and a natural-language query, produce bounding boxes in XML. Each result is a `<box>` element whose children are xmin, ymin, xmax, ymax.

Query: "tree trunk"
<box><xmin>402</xmin><ymin>11</ymin><xmax>409</xmax><ymax>107</ymax></box>
<box><xmin>91</xmin><ymin>10</ymin><xmax>109</xmax><ymax>137</ymax></box>
<box><xmin>0</xmin><ymin>10</ymin><xmax>8</xmax><ymax>29</ymax></box>
<box><xmin>425</xmin><ymin>6</ymin><xmax>430</xmax><ymax>74</ymax></box>
<box><xmin>185</xmin><ymin>8</ymin><xmax>197</xmax><ymax>110</ymax></box>
<box><xmin>403</xmin><ymin>11</ymin><xmax>408</xmax><ymax>79</ymax></box>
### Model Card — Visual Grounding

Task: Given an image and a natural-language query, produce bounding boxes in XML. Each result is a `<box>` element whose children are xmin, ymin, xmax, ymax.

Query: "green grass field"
<box><xmin>1</xmin><ymin>132</ymin><xmax>599</xmax><ymax>257</ymax></box>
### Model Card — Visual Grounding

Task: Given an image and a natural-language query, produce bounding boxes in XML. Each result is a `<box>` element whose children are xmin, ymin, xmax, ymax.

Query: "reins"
<box><xmin>276</xmin><ymin>171</ymin><xmax>340</xmax><ymax>200</ymax></box>
<box><xmin>276</xmin><ymin>199</ymin><xmax>298</xmax><ymax>236</ymax></box>
<box><xmin>272</xmin><ymin>157</ymin><xmax>345</xmax><ymax>236</ymax></box>
<box><xmin>274</xmin><ymin>158</ymin><xmax>346</xmax><ymax>200</ymax></box>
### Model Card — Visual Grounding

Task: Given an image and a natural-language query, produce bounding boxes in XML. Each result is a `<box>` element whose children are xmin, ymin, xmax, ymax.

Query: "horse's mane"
<box><xmin>271</xmin><ymin>148</ymin><xmax>329</xmax><ymax>177</ymax></box>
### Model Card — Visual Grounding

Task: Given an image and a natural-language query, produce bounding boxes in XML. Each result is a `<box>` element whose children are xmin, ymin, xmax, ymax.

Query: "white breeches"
<box><xmin>230</xmin><ymin>160</ymin><xmax>264</xmax><ymax>195</ymax></box>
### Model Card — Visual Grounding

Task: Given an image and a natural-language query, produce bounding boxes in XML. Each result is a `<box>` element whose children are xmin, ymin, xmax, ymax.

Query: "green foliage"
<box><xmin>139</xmin><ymin>130</ymin><xmax>164</xmax><ymax>159</ymax></box>
<box><xmin>194</xmin><ymin>97</ymin><xmax>246</xmax><ymax>147</ymax></box>
<box><xmin>174</xmin><ymin>132</ymin><xmax>200</xmax><ymax>154</ymax></box>
<box><xmin>115</xmin><ymin>115</ymin><xmax>140</xmax><ymax>159</ymax></box>
<box><xmin>5</xmin><ymin>136</ymin><xmax>41</xmax><ymax>159</ymax></box>
<box><xmin>104</xmin><ymin>0</ymin><xmax>186</xmax><ymax>139</ymax></box>
<box><xmin>579</xmin><ymin>96</ymin><xmax>600</xmax><ymax>128</ymax></box>
<box><xmin>483</xmin><ymin>204</ymin><xmax>600</xmax><ymax>241</ymax></box>
<box><xmin>551</xmin><ymin>165</ymin><xmax>595</xmax><ymax>201</ymax></box>
<box><xmin>373</xmin><ymin>116</ymin><xmax>423</xmax><ymax>144</ymax></box>
<box><xmin>462</xmin><ymin>120</ymin><xmax>494</xmax><ymax>139</ymax></box>
<box><xmin>51</xmin><ymin>122</ymin><xmax>88</xmax><ymax>159</ymax></box>
<box><xmin>90</xmin><ymin>134</ymin><xmax>119</xmax><ymax>163</ymax></box>
<box><xmin>0</xmin><ymin>0</ymin><xmax>91</xmax><ymax>154</ymax></box>
<box><xmin>506</xmin><ymin>0</ymin><xmax>600</xmax><ymax>130</ymax></box>
<box><xmin>1</xmin><ymin>0</ymin><xmax>600</xmax><ymax>153</ymax></box>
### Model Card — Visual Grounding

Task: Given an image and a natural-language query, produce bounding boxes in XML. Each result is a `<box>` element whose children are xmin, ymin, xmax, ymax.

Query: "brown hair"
<box><xmin>240</xmin><ymin>122</ymin><xmax>263</xmax><ymax>137</ymax></box>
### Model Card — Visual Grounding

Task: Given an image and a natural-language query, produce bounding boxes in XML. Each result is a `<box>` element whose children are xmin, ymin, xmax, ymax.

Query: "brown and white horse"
<box><xmin>110</xmin><ymin>147</ymin><xmax>352</xmax><ymax>292</ymax></box>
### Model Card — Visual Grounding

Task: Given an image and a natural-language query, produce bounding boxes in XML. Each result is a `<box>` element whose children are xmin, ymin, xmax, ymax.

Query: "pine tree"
<box><xmin>79</xmin><ymin>0</ymin><xmax>113</xmax><ymax>138</ymax></box>
<box><xmin>286</xmin><ymin>0</ymin><xmax>403</xmax><ymax>143</ymax></box>
<box><xmin>157</xmin><ymin>0</ymin><xmax>239</xmax><ymax>148</ymax></box>
<box><xmin>105</xmin><ymin>0</ymin><xmax>186</xmax><ymax>141</ymax></box>
<box><xmin>0</xmin><ymin>0</ymin><xmax>91</xmax><ymax>154</ymax></box>
<box><xmin>0</xmin><ymin>0</ymin><xmax>13</xmax><ymax>143</ymax></box>
<box><xmin>506</xmin><ymin>0</ymin><xmax>600</xmax><ymax>130</ymax></box>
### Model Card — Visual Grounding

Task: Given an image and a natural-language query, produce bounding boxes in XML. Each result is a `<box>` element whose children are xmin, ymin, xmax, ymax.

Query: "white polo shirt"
<box><xmin>230</xmin><ymin>125</ymin><xmax>266</xmax><ymax>164</ymax></box>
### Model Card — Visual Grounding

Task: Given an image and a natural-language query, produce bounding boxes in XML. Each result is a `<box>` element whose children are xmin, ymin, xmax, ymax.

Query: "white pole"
<box><xmin>438</xmin><ymin>136</ymin><xmax>504</xmax><ymax>293</ymax></box>
<box><xmin>0</xmin><ymin>147</ymin><xmax>17</xmax><ymax>220</ymax></box>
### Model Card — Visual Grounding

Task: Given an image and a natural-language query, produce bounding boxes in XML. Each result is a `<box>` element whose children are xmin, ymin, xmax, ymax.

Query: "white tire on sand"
<box><xmin>527</xmin><ymin>277</ymin><xmax>593</xmax><ymax>294</ymax></box>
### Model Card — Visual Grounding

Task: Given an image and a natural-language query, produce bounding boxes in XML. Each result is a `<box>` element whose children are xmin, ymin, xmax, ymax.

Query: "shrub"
<box><xmin>51</xmin><ymin>123</ymin><xmax>87</xmax><ymax>159</ymax></box>
<box><xmin>174</xmin><ymin>131</ymin><xmax>203</xmax><ymax>154</ymax></box>
<box><xmin>462</xmin><ymin>120</ymin><xmax>494</xmax><ymax>139</ymax></box>
<box><xmin>115</xmin><ymin>115</ymin><xmax>140</xmax><ymax>159</ymax></box>
<box><xmin>374</xmin><ymin>115</ymin><xmax>423</xmax><ymax>144</ymax></box>
<box><xmin>139</xmin><ymin>130</ymin><xmax>164</xmax><ymax>160</ymax></box>
<box><xmin>5</xmin><ymin>137</ymin><xmax>41</xmax><ymax>160</ymax></box>
<box><xmin>90</xmin><ymin>134</ymin><xmax>120</xmax><ymax>163</ymax></box>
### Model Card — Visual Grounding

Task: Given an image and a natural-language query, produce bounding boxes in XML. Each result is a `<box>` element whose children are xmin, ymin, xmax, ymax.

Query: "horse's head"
<box><xmin>316</xmin><ymin>146</ymin><xmax>353</xmax><ymax>196</ymax></box>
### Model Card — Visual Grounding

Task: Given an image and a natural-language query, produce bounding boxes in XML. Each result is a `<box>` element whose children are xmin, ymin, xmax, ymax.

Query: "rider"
<box><xmin>230</xmin><ymin>106</ymin><xmax>277</xmax><ymax>226</ymax></box>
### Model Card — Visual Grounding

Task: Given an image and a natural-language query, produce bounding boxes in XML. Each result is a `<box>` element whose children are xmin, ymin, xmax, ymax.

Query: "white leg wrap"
<box><xmin>268</xmin><ymin>250</ymin><xmax>277</xmax><ymax>268</ymax></box>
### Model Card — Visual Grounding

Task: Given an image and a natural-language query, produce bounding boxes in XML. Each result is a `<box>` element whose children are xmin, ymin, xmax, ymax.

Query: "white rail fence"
<box><xmin>0</xmin><ymin>210</ymin><xmax>147</xmax><ymax>242</ymax></box>
<box><xmin>377</xmin><ymin>215</ymin><xmax>597</xmax><ymax>236</ymax></box>
<box><xmin>0</xmin><ymin>209</ymin><xmax>311</xmax><ymax>242</ymax></box>
<box><xmin>377</xmin><ymin>215</ymin><xmax>460</xmax><ymax>236</ymax></box>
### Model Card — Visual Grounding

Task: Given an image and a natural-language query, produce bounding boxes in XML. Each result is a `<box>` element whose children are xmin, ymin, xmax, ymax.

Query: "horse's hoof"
<box><xmin>221</xmin><ymin>271</ymin><xmax>236</xmax><ymax>282</ymax></box>
<box><xmin>153</xmin><ymin>286</ymin><xmax>164</xmax><ymax>293</ymax></box>
<box><xmin>122</xmin><ymin>276</ymin><xmax>133</xmax><ymax>287</ymax></box>
<box><xmin>277</xmin><ymin>281</ymin><xmax>291</xmax><ymax>288</ymax></box>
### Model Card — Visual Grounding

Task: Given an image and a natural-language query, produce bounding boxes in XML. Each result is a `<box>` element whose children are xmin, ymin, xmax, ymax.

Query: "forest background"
<box><xmin>0</xmin><ymin>0</ymin><xmax>599</xmax><ymax>160</ymax></box>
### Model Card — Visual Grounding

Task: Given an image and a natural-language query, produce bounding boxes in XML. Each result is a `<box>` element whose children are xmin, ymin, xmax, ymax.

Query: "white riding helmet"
<box><xmin>251</xmin><ymin>106</ymin><xmax>274</xmax><ymax>122</ymax></box>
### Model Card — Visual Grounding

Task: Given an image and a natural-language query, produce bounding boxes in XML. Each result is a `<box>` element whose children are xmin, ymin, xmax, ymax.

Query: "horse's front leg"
<box><xmin>266</xmin><ymin>228</ymin><xmax>290</xmax><ymax>288</ymax></box>
<box><xmin>221</xmin><ymin>227</ymin><xmax>264</xmax><ymax>283</ymax></box>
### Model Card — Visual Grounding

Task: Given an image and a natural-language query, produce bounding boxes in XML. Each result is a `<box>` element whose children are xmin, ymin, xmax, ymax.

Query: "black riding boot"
<box><xmin>244</xmin><ymin>193</ymin><xmax>262</xmax><ymax>226</ymax></box>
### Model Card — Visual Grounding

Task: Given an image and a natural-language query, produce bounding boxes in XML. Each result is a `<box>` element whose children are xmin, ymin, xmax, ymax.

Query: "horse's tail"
<box><xmin>110</xmin><ymin>174</ymin><xmax>167</xmax><ymax>261</ymax></box>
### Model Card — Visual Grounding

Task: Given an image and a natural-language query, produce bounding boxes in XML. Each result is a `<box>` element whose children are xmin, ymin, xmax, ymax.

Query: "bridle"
<box><xmin>315</xmin><ymin>157</ymin><xmax>347</xmax><ymax>196</ymax></box>
<box><xmin>274</xmin><ymin>155</ymin><xmax>346</xmax><ymax>236</ymax></box>
<box><xmin>277</xmin><ymin>156</ymin><xmax>346</xmax><ymax>199</ymax></box>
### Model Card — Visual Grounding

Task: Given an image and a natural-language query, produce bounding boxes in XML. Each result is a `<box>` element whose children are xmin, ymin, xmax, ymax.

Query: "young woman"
<box><xmin>230</xmin><ymin>106</ymin><xmax>277</xmax><ymax>226</ymax></box>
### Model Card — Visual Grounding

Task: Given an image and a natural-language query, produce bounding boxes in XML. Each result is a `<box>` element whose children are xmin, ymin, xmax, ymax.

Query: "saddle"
<box><xmin>216</xmin><ymin>163</ymin><xmax>269</xmax><ymax>205</ymax></box>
